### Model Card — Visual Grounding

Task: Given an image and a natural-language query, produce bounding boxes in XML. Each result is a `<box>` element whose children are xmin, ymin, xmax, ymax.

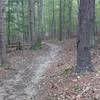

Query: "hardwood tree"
<box><xmin>51</xmin><ymin>0</ymin><xmax>56</xmax><ymax>39</ymax></box>
<box><xmin>0</xmin><ymin>0</ymin><xmax>7</xmax><ymax>65</ymax></box>
<box><xmin>66</xmin><ymin>0</ymin><xmax>73</xmax><ymax>38</ymax></box>
<box><xmin>90</xmin><ymin>0</ymin><xmax>96</xmax><ymax>47</ymax></box>
<box><xmin>59</xmin><ymin>0</ymin><xmax>63</xmax><ymax>41</ymax></box>
<box><xmin>76</xmin><ymin>0</ymin><xmax>95</xmax><ymax>73</ymax></box>
<box><xmin>37</xmin><ymin>0</ymin><xmax>43</xmax><ymax>41</ymax></box>
<box><xmin>28</xmin><ymin>0</ymin><xmax>34</xmax><ymax>46</ymax></box>
<box><xmin>21</xmin><ymin>0</ymin><xmax>27</xmax><ymax>43</ymax></box>
<box><xmin>7</xmin><ymin>0</ymin><xmax>11</xmax><ymax>44</ymax></box>
<box><xmin>62</xmin><ymin>0</ymin><xmax>66</xmax><ymax>39</ymax></box>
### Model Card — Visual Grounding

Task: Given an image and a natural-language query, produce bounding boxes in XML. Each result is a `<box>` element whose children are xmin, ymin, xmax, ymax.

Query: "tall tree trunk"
<box><xmin>51</xmin><ymin>0</ymin><xmax>56</xmax><ymax>39</ymax></box>
<box><xmin>67</xmin><ymin>0</ymin><xmax>72</xmax><ymax>38</ymax></box>
<box><xmin>21</xmin><ymin>0</ymin><xmax>26</xmax><ymax>43</ymax></box>
<box><xmin>7</xmin><ymin>0</ymin><xmax>11</xmax><ymax>44</ymax></box>
<box><xmin>90</xmin><ymin>0</ymin><xmax>96</xmax><ymax>48</ymax></box>
<box><xmin>67</xmin><ymin>0</ymin><xmax>73</xmax><ymax>38</ymax></box>
<box><xmin>38</xmin><ymin>0</ymin><xmax>43</xmax><ymax>41</ymax></box>
<box><xmin>33</xmin><ymin>1</ymin><xmax>36</xmax><ymax>41</ymax></box>
<box><xmin>62</xmin><ymin>0</ymin><xmax>66</xmax><ymax>39</ymax></box>
<box><xmin>76</xmin><ymin>0</ymin><xmax>94</xmax><ymax>73</ymax></box>
<box><xmin>59</xmin><ymin>0</ymin><xmax>63</xmax><ymax>41</ymax></box>
<box><xmin>0</xmin><ymin>0</ymin><xmax>7</xmax><ymax>65</ymax></box>
<box><xmin>28</xmin><ymin>0</ymin><xmax>34</xmax><ymax>46</ymax></box>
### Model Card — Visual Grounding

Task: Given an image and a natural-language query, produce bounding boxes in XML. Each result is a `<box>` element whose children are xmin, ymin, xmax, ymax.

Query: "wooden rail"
<box><xmin>6</xmin><ymin>42</ymin><xmax>31</xmax><ymax>52</ymax></box>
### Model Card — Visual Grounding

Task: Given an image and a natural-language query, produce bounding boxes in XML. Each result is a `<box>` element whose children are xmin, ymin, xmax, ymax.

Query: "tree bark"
<box><xmin>38</xmin><ymin>0</ymin><xmax>43</xmax><ymax>41</ymax></box>
<box><xmin>89</xmin><ymin>0</ymin><xmax>96</xmax><ymax>48</ymax></box>
<box><xmin>59</xmin><ymin>0</ymin><xmax>63</xmax><ymax>41</ymax></box>
<box><xmin>51</xmin><ymin>0</ymin><xmax>56</xmax><ymax>39</ymax></box>
<box><xmin>0</xmin><ymin>0</ymin><xmax>7</xmax><ymax>65</ymax></box>
<box><xmin>76</xmin><ymin>0</ymin><xmax>94</xmax><ymax>73</ymax></box>
<box><xmin>28</xmin><ymin>0</ymin><xmax>34</xmax><ymax>47</ymax></box>
<box><xmin>67</xmin><ymin>0</ymin><xmax>72</xmax><ymax>38</ymax></box>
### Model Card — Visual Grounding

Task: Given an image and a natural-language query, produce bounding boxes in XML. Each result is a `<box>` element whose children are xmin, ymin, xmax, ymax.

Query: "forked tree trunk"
<box><xmin>76</xmin><ymin>0</ymin><xmax>94</xmax><ymax>73</ymax></box>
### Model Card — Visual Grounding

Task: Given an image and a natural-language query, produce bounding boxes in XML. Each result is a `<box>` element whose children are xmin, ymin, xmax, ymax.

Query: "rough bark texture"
<box><xmin>76</xmin><ymin>0</ymin><xmax>93</xmax><ymax>73</ymax></box>
<box><xmin>0</xmin><ymin>0</ymin><xmax>7</xmax><ymax>65</ymax></box>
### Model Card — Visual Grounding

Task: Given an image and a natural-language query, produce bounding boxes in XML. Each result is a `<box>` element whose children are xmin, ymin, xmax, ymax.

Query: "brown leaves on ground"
<box><xmin>0</xmin><ymin>68</ymin><xmax>8</xmax><ymax>78</ymax></box>
<box><xmin>0</xmin><ymin>38</ymin><xmax>100</xmax><ymax>100</ymax></box>
<box><xmin>36</xmin><ymin>39</ymin><xmax>100</xmax><ymax>100</ymax></box>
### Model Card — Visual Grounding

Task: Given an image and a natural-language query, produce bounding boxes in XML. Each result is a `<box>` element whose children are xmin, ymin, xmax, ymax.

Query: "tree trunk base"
<box><xmin>75</xmin><ymin>65</ymin><xmax>94</xmax><ymax>74</ymax></box>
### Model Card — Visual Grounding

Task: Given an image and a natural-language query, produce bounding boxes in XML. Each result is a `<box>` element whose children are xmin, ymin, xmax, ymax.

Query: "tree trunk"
<box><xmin>67</xmin><ymin>0</ymin><xmax>72</xmax><ymax>38</ymax></box>
<box><xmin>90</xmin><ymin>0</ymin><xmax>96</xmax><ymax>48</ymax></box>
<box><xmin>76</xmin><ymin>0</ymin><xmax>94</xmax><ymax>73</ymax></box>
<box><xmin>28</xmin><ymin>0</ymin><xmax>34</xmax><ymax>47</ymax></box>
<box><xmin>7</xmin><ymin>0</ymin><xmax>11</xmax><ymax>44</ymax></box>
<box><xmin>51</xmin><ymin>0</ymin><xmax>56</xmax><ymax>39</ymax></box>
<box><xmin>37</xmin><ymin>0</ymin><xmax>43</xmax><ymax>41</ymax></box>
<box><xmin>59</xmin><ymin>0</ymin><xmax>63</xmax><ymax>41</ymax></box>
<box><xmin>0</xmin><ymin>0</ymin><xmax>7</xmax><ymax>65</ymax></box>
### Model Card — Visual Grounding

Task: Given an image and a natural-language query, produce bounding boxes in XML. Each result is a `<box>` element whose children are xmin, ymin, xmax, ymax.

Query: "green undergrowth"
<box><xmin>0</xmin><ymin>64</ymin><xmax>9</xmax><ymax>68</ymax></box>
<box><xmin>32</xmin><ymin>40</ymin><xmax>43</xmax><ymax>51</ymax></box>
<box><xmin>74</xmin><ymin>84</ymin><xmax>83</xmax><ymax>93</ymax></box>
<box><xmin>62</xmin><ymin>66</ymin><xmax>74</xmax><ymax>76</ymax></box>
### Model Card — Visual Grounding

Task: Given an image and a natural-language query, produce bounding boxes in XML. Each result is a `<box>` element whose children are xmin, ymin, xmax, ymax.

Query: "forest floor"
<box><xmin>0</xmin><ymin>38</ymin><xmax>100</xmax><ymax>100</ymax></box>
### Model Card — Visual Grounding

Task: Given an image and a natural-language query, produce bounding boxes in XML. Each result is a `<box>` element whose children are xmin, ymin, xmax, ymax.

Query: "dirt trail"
<box><xmin>0</xmin><ymin>43</ymin><xmax>61</xmax><ymax>100</ymax></box>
